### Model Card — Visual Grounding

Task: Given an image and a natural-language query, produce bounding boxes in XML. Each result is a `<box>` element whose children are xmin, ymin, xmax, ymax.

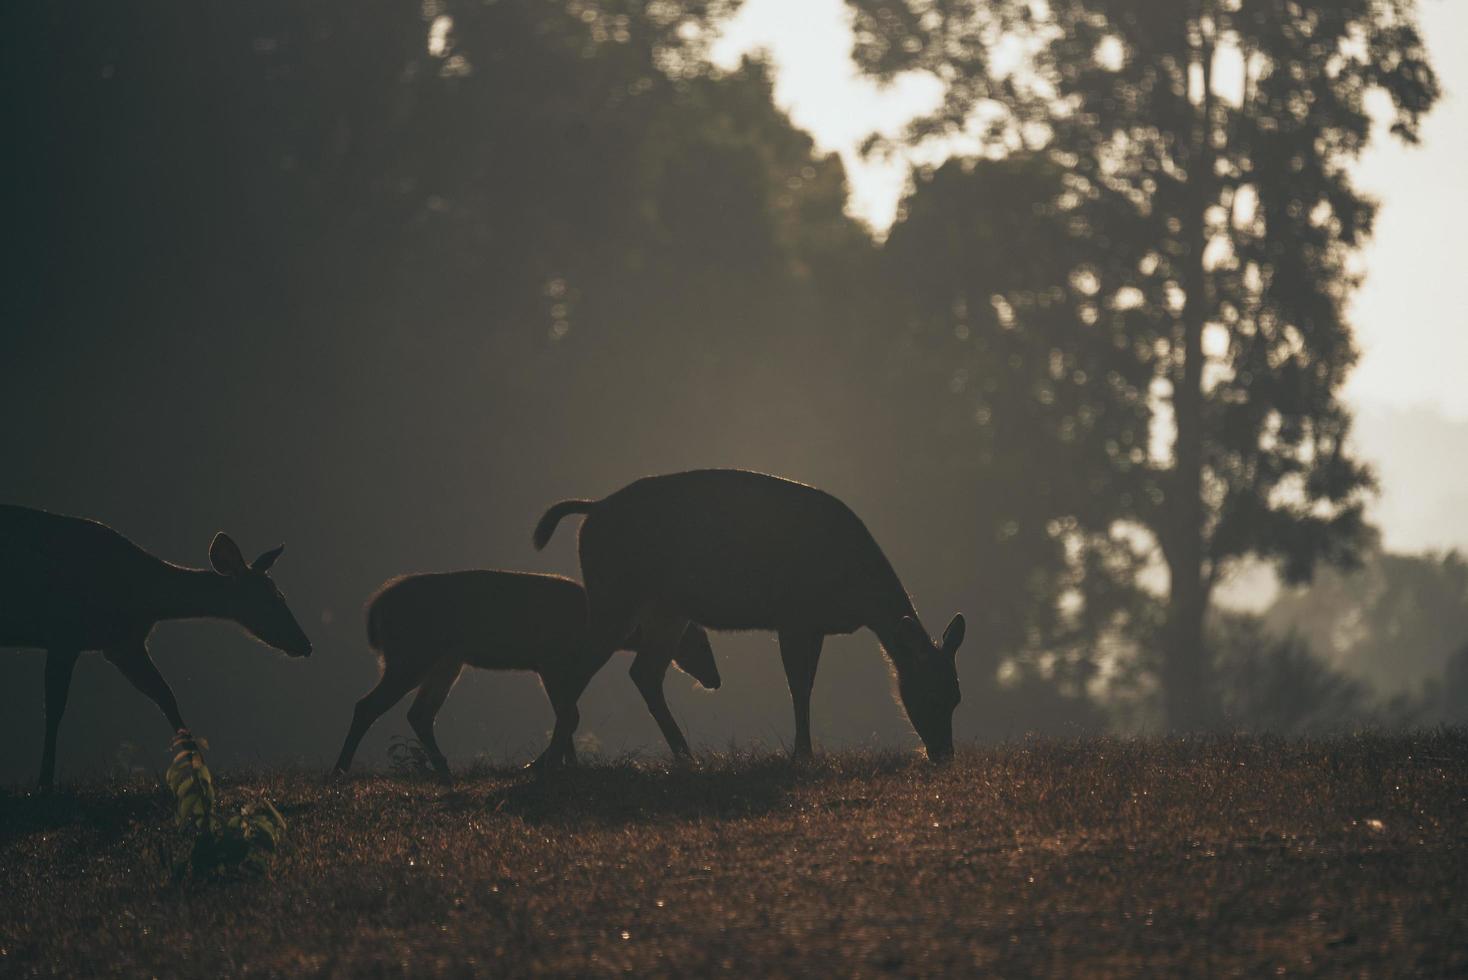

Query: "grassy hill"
<box><xmin>3</xmin><ymin>733</ymin><xmax>1466</xmax><ymax>976</ymax></box>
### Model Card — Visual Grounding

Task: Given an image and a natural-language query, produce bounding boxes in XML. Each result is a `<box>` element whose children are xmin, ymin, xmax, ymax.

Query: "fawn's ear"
<box><xmin>209</xmin><ymin>533</ymin><xmax>250</xmax><ymax>577</ymax></box>
<box><xmin>252</xmin><ymin>544</ymin><xmax>285</xmax><ymax>573</ymax></box>
<box><xmin>941</xmin><ymin>614</ymin><xmax>966</xmax><ymax>659</ymax></box>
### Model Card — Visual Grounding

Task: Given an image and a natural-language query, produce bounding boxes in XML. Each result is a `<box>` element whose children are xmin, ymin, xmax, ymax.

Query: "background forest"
<box><xmin>2</xmin><ymin>0</ymin><xmax>1459</xmax><ymax>781</ymax></box>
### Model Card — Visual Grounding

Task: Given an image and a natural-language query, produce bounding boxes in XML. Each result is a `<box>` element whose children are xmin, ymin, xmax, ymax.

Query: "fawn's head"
<box><xmin>209</xmin><ymin>532</ymin><xmax>313</xmax><ymax>658</ymax></box>
<box><xmin>890</xmin><ymin>613</ymin><xmax>965</xmax><ymax>762</ymax></box>
<box><xmin>673</xmin><ymin>622</ymin><xmax>721</xmax><ymax>690</ymax></box>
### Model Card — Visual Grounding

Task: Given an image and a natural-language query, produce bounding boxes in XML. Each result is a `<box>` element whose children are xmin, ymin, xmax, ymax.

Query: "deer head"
<box><xmin>890</xmin><ymin>613</ymin><xmax>965</xmax><ymax>761</ymax></box>
<box><xmin>208</xmin><ymin>532</ymin><xmax>313</xmax><ymax>658</ymax></box>
<box><xmin>673</xmin><ymin>622</ymin><xmax>721</xmax><ymax>690</ymax></box>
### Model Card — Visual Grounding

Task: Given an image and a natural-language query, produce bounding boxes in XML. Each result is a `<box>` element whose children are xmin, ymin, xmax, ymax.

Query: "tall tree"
<box><xmin>851</xmin><ymin>0</ymin><xmax>1438</xmax><ymax>727</ymax></box>
<box><xmin>879</xmin><ymin>154</ymin><xmax>1157</xmax><ymax>715</ymax></box>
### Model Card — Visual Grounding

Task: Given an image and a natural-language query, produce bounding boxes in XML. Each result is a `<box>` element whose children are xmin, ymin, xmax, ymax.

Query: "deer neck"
<box><xmin>152</xmin><ymin>564</ymin><xmax>239</xmax><ymax>624</ymax></box>
<box><xmin>870</xmin><ymin>596</ymin><xmax>922</xmax><ymax>667</ymax></box>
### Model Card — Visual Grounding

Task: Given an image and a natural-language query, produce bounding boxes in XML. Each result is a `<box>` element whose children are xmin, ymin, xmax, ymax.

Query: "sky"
<box><xmin>711</xmin><ymin>0</ymin><xmax>1468</xmax><ymax>558</ymax></box>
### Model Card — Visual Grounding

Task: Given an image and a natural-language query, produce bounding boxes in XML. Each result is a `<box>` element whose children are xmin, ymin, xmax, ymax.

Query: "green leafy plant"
<box><xmin>162</xmin><ymin>730</ymin><xmax>286</xmax><ymax>880</ymax></box>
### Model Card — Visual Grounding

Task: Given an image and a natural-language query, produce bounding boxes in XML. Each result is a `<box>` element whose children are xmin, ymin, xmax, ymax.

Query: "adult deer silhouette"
<box><xmin>534</xmin><ymin>469</ymin><xmax>966</xmax><ymax>763</ymax></box>
<box><xmin>333</xmin><ymin>570</ymin><xmax>720</xmax><ymax>775</ymax></box>
<box><xmin>0</xmin><ymin>504</ymin><xmax>312</xmax><ymax>786</ymax></box>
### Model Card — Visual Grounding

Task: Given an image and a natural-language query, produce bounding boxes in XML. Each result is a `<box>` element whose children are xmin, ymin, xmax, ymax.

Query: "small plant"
<box><xmin>162</xmin><ymin>730</ymin><xmax>286</xmax><ymax>881</ymax></box>
<box><xmin>387</xmin><ymin>735</ymin><xmax>438</xmax><ymax>778</ymax></box>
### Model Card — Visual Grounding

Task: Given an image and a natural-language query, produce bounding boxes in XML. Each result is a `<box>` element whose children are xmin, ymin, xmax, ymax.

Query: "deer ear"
<box><xmin>209</xmin><ymin>533</ymin><xmax>249</xmax><ymax>577</ymax></box>
<box><xmin>252</xmin><ymin>544</ymin><xmax>285</xmax><ymax>573</ymax></box>
<box><xmin>941</xmin><ymin>614</ymin><xmax>966</xmax><ymax>658</ymax></box>
<box><xmin>896</xmin><ymin>615</ymin><xmax>928</xmax><ymax>653</ymax></box>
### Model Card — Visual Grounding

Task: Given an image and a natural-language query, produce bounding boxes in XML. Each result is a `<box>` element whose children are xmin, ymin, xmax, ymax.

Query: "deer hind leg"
<box><xmin>629</xmin><ymin>612</ymin><xmax>696</xmax><ymax>760</ymax></box>
<box><xmin>104</xmin><ymin>644</ymin><xmax>185</xmax><ymax>734</ymax></box>
<box><xmin>406</xmin><ymin>659</ymin><xmax>462</xmax><ymax>778</ymax></box>
<box><xmin>778</xmin><ymin>630</ymin><xmax>825</xmax><ymax>759</ymax></box>
<box><xmin>39</xmin><ymin>649</ymin><xmax>81</xmax><ymax>787</ymax></box>
<box><xmin>333</xmin><ymin>660</ymin><xmax>425</xmax><ymax>773</ymax></box>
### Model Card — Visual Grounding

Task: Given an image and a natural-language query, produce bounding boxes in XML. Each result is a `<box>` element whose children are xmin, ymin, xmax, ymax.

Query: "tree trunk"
<box><xmin>1163</xmin><ymin>555</ymin><xmax>1216</xmax><ymax>730</ymax></box>
<box><xmin>1163</xmin><ymin>12</ymin><xmax>1220</xmax><ymax>732</ymax></box>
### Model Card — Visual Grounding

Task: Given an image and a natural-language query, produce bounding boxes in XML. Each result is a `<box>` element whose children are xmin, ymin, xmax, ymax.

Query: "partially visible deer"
<box><xmin>0</xmin><ymin>504</ymin><xmax>313</xmax><ymax>786</ymax></box>
<box><xmin>533</xmin><ymin>469</ymin><xmax>966</xmax><ymax>763</ymax></box>
<box><xmin>332</xmin><ymin>570</ymin><xmax>721</xmax><ymax>775</ymax></box>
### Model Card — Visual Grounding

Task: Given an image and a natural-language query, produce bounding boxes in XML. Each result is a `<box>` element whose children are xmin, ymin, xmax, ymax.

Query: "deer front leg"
<box><xmin>629</xmin><ymin>649</ymin><xmax>692</xmax><ymax>759</ymax></box>
<box><xmin>104</xmin><ymin>644</ymin><xmax>185</xmax><ymax>734</ymax></box>
<box><xmin>628</xmin><ymin>610</ymin><xmax>701</xmax><ymax>759</ymax></box>
<box><xmin>39</xmin><ymin>649</ymin><xmax>81</xmax><ymax>787</ymax></box>
<box><xmin>779</xmin><ymin>630</ymin><xmax>825</xmax><ymax>759</ymax></box>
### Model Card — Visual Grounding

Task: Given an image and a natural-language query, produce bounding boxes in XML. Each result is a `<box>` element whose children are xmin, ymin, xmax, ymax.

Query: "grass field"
<box><xmin>2</xmin><ymin>732</ymin><xmax>1466</xmax><ymax>977</ymax></box>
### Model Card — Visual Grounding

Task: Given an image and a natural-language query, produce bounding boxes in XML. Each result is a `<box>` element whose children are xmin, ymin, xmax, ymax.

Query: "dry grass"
<box><xmin>2</xmin><ymin>732</ymin><xmax>1466</xmax><ymax>977</ymax></box>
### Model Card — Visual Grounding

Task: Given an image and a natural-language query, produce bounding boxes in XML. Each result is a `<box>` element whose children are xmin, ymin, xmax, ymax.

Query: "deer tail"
<box><xmin>533</xmin><ymin>499</ymin><xmax>597</xmax><ymax>550</ymax></box>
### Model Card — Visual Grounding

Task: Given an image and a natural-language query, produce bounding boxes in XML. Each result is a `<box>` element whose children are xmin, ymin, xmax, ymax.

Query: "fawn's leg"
<box><xmin>530</xmin><ymin>642</ymin><xmax>620</xmax><ymax>772</ymax></box>
<box><xmin>406</xmin><ymin>659</ymin><xmax>463</xmax><ymax>777</ymax></box>
<box><xmin>334</xmin><ymin>662</ymin><xmax>424</xmax><ymax>773</ymax></box>
<box><xmin>39</xmin><ymin>649</ymin><xmax>81</xmax><ymax>787</ymax></box>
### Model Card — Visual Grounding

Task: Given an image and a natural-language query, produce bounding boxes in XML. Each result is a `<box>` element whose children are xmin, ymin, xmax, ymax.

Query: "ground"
<box><xmin>2</xmin><ymin>733</ymin><xmax>1466</xmax><ymax>977</ymax></box>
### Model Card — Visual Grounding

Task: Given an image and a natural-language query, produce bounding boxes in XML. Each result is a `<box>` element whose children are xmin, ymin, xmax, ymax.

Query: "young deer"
<box><xmin>534</xmin><ymin>469</ymin><xmax>966</xmax><ymax>763</ymax></box>
<box><xmin>332</xmin><ymin>570</ymin><xmax>720</xmax><ymax>775</ymax></box>
<box><xmin>0</xmin><ymin>504</ymin><xmax>313</xmax><ymax>786</ymax></box>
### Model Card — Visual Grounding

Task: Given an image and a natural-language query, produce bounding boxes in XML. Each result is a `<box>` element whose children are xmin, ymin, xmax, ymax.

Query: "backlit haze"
<box><xmin>713</xmin><ymin>0</ymin><xmax>1468</xmax><ymax>573</ymax></box>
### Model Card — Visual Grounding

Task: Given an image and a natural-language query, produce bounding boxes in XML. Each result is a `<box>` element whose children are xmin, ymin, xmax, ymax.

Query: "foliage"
<box><xmin>1211</xmin><ymin>612</ymin><xmax>1371</xmax><ymax>732</ymax></box>
<box><xmin>6</xmin><ymin>0</ymin><xmax>1445</xmax><ymax>754</ymax></box>
<box><xmin>1263</xmin><ymin>546</ymin><xmax>1468</xmax><ymax>698</ymax></box>
<box><xmin>162</xmin><ymin>730</ymin><xmax>286</xmax><ymax>881</ymax></box>
<box><xmin>3</xmin><ymin>0</ymin><xmax>951</xmax><ymax>759</ymax></box>
<box><xmin>1443</xmin><ymin>644</ymin><xmax>1468</xmax><ymax>726</ymax></box>
<box><xmin>880</xmin><ymin>152</ymin><xmax>1161</xmax><ymax>688</ymax></box>
<box><xmin>855</xmin><ymin>0</ymin><xmax>1440</xmax><ymax>726</ymax></box>
<box><xmin>386</xmin><ymin>735</ymin><xmax>439</xmax><ymax>779</ymax></box>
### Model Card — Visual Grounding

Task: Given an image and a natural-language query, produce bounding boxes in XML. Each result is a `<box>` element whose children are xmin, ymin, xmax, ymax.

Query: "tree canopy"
<box><xmin>849</xmin><ymin>0</ymin><xmax>1439</xmax><ymax>727</ymax></box>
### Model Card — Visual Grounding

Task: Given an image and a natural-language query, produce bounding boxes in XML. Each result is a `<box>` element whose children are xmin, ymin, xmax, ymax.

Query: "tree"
<box><xmin>4</xmin><ymin>0</ymin><xmax>929</xmax><ymax>768</ymax></box>
<box><xmin>878</xmin><ymin>154</ymin><xmax>1158</xmax><ymax>722</ymax></box>
<box><xmin>1210</xmin><ymin>612</ymin><xmax>1371</xmax><ymax>733</ymax></box>
<box><xmin>1264</xmin><ymin>547</ymin><xmax>1468</xmax><ymax>698</ymax></box>
<box><xmin>850</xmin><ymin>0</ymin><xmax>1439</xmax><ymax>728</ymax></box>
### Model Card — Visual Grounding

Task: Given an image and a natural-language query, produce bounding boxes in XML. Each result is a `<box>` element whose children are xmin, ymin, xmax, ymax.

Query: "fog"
<box><xmin>3</xmin><ymin>0</ymin><xmax>1461</xmax><ymax>782</ymax></box>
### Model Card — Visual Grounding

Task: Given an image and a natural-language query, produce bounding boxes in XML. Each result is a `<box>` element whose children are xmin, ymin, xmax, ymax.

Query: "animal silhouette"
<box><xmin>534</xmin><ymin>469</ymin><xmax>965</xmax><ymax>762</ymax></box>
<box><xmin>0</xmin><ymin>504</ymin><xmax>312</xmax><ymax>785</ymax></box>
<box><xmin>332</xmin><ymin>570</ymin><xmax>720</xmax><ymax>775</ymax></box>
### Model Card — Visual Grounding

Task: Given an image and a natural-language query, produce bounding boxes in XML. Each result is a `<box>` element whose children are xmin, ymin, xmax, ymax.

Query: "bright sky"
<box><xmin>712</xmin><ymin>0</ymin><xmax>1468</xmax><ymax>558</ymax></box>
<box><xmin>710</xmin><ymin>0</ymin><xmax>945</xmax><ymax>233</ymax></box>
<box><xmin>712</xmin><ymin>0</ymin><xmax>1468</xmax><ymax>408</ymax></box>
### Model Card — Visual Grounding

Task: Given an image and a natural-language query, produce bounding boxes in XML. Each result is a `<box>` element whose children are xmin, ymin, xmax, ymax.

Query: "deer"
<box><xmin>332</xmin><ymin>570</ymin><xmax>721</xmax><ymax>776</ymax></box>
<box><xmin>532</xmin><ymin>469</ymin><xmax>966</xmax><ymax>764</ymax></box>
<box><xmin>0</xmin><ymin>503</ymin><xmax>313</xmax><ymax>786</ymax></box>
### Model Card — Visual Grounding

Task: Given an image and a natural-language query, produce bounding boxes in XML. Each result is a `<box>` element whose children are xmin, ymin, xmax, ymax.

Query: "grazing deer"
<box><xmin>332</xmin><ymin>570</ymin><xmax>720</xmax><ymax>775</ymax></box>
<box><xmin>533</xmin><ymin>469</ymin><xmax>966</xmax><ymax>763</ymax></box>
<box><xmin>0</xmin><ymin>504</ymin><xmax>313</xmax><ymax>786</ymax></box>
